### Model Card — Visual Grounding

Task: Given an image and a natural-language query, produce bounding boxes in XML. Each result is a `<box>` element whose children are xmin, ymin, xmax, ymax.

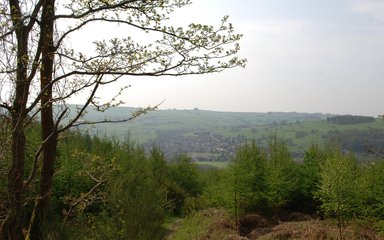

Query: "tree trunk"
<box><xmin>0</xmin><ymin>23</ymin><xmax>30</xmax><ymax>240</ymax></box>
<box><xmin>27</xmin><ymin>1</ymin><xmax>56</xmax><ymax>239</ymax></box>
<box><xmin>0</xmin><ymin>1</ymin><xmax>30</xmax><ymax>238</ymax></box>
<box><xmin>0</xmin><ymin>127</ymin><xmax>27</xmax><ymax>240</ymax></box>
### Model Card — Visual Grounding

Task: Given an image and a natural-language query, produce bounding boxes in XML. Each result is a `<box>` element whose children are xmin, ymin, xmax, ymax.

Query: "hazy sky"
<box><xmin>70</xmin><ymin>0</ymin><xmax>384</xmax><ymax>116</ymax></box>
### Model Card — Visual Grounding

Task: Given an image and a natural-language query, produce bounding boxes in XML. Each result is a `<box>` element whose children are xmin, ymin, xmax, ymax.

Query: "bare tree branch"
<box><xmin>61</xmin><ymin>172</ymin><xmax>105</xmax><ymax>230</ymax></box>
<box><xmin>58</xmin><ymin>74</ymin><xmax>104</xmax><ymax>133</ymax></box>
<box><xmin>23</xmin><ymin>108</ymin><xmax>68</xmax><ymax>189</ymax></box>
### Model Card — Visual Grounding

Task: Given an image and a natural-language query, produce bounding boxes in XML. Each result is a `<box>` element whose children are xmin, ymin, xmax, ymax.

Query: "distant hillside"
<box><xmin>66</xmin><ymin>106</ymin><xmax>384</xmax><ymax>161</ymax></box>
<box><xmin>68</xmin><ymin>105</ymin><xmax>330</xmax><ymax>139</ymax></box>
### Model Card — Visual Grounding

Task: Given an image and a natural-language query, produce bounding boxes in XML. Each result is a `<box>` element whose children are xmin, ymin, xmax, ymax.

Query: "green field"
<box><xmin>195</xmin><ymin>161</ymin><xmax>229</xmax><ymax>168</ymax></box>
<box><xmin>75</xmin><ymin>106</ymin><xmax>330</xmax><ymax>140</ymax></box>
<box><xmin>72</xmin><ymin>106</ymin><xmax>384</xmax><ymax>160</ymax></box>
<box><xmin>250</xmin><ymin>119</ymin><xmax>384</xmax><ymax>154</ymax></box>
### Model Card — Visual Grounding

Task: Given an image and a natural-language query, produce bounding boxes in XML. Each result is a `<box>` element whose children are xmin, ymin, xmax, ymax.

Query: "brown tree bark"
<box><xmin>1</xmin><ymin>116</ymin><xmax>27</xmax><ymax>240</ymax></box>
<box><xmin>0</xmin><ymin>1</ymin><xmax>244</xmax><ymax>239</ymax></box>
<box><xmin>0</xmin><ymin>1</ymin><xmax>30</xmax><ymax>239</ymax></box>
<box><xmin>27</xmin><ymin>1</ymin><xmax>57</xmax><ymax>239</ymax></box>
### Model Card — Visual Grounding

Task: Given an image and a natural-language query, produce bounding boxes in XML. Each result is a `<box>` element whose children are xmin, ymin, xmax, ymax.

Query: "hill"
<box><xmin>68</xmin><ymin>106</ymin><xmax>384</xmax><ymax>161</ymax></box>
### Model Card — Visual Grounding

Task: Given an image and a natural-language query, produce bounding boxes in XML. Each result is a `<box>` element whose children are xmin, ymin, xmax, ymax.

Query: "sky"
<box><xmin>70</xmin><ymin>0</ymin><xmax>384</xmax><ymax>116</ymax></box>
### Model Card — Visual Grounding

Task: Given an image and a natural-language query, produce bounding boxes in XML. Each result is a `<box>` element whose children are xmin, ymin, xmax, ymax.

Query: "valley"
<box><xmin>73</xmin><ymin>106</ymin><xmax>384</xmax><ymax>161</ymax></box>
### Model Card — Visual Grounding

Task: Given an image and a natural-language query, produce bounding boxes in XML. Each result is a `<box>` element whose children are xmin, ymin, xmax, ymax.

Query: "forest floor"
<box><xmin>167</xmin><ymin>209</ymin><xmax>383</xmax><ymax>240</ymax></box>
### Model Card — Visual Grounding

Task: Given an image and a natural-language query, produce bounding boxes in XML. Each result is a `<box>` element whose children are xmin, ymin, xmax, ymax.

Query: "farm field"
<box><xmin>73</xmin><ymin>106</ymin><xmax>384</xmax><ymax>161</ymax></box>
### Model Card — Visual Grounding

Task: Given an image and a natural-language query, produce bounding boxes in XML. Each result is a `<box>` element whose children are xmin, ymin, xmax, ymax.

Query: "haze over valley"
<box><xmin>73</xmin><ymin>106</ymin><xmax>384</xmax><ymax>162</ymax></box>
<box><xmin>2</xmin><ymin>0</ymin><xmax>384</xmax><ymax>239</ymax></box>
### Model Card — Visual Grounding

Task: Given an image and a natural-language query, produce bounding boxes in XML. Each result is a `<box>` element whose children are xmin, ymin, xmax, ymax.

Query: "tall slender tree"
<box><xmin>0</xmin><ymin>0</ymin><xmax>245</xmax><ymax>239</ymax></box>
<box><xmin>315</xmin><ymin>152</ymin><xmax>358</xmax><ymax>240</ymax></box>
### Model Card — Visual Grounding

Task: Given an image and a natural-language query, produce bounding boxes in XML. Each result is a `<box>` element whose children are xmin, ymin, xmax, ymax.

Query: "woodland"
<box><xmin>0</xmin><ymin>0</ymin><xmax>244</xmax><ymax>239</ymax></box>
<box><xmin>2</xmin><ymin>121</ymin><xmax>384</xmax><ymax>239</ymax></box>
<box><xmin>1</xmin><ymin>0</ymin><xmax>384</xmax><ymax>239</ymax></box>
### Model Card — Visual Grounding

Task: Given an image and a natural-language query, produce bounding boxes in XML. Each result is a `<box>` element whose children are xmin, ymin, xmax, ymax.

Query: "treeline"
<box><xmin>327</xmin><ymin>128</ymin><xmax>384</xmax><ymax>154</ymax></box>
<box><xmin>2</xmin><ymin>125</ymin><xmax>384</xmax><ymax>239</ymax></box>
<box><xmin>202</xmin><ymin>139</ymin><xmax>384</xmax><ymax>237</ymax></box>
<box><xmin>0</xmin><ymin>126</ymin><xmax>209</xmax><ymax>239</ymax></box>
<box><xmin>326</xmin><ymin>115</ymin><xmax>376</xmax><ymax>125</ymax></box>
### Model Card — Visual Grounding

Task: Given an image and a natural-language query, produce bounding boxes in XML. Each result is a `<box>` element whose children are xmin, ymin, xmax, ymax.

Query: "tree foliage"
<box><xmin>3</xmin><ymin>120</ymin><xmax>384</xmax><ymax>238</ymax></box>
<box><xmin>168</xmin><ymin>154</ymin><xmax>203</xmax><ymax>215</ymax></box>
<box><xmin>315</xmin><ymin>152</ymin><xmax>359</xmax><ymax>239</ymax></box>
<box><xmin>0</xmin><ymin>0</ymin><xmax>245</xmax><ymax>238</ymax></box>
<box><xmin>94</xmin><ymin>145</ymin><xmax>166</xmax><ymax>240</ymax></box>
<box><xmin>266</xmin><ymin>137</ymin><xmax>297</xmax><ymax>215</ymax></box>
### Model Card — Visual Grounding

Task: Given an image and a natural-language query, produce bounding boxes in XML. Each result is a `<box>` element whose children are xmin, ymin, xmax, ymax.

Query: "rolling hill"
<box><xmin>67</xmin><ymin>106</ymin><xmax>384</xmax><ymax>161</ymax></box>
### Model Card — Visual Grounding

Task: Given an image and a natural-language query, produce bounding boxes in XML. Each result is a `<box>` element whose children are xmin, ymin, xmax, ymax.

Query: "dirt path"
<box><xmin>164</xmin><ymin>219</ymin><xmax>183</xmax><ymax>240</ymax></box>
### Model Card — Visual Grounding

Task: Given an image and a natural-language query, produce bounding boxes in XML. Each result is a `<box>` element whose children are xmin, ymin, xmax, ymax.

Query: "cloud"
<box><xmin>351</xmin><ymin>0</ymin><xmax>384</xmax><ymax>21</ymax></box>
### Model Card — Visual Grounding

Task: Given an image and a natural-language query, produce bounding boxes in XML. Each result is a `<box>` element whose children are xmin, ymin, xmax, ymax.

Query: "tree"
<box><xmin>230</xmin><ymin>141</ymin><xmax>269</xmax><ymax>215</ymax></box>
<box><xmin>358</xmin><ymin>161</ymin><xmax>384</xmax><ymax>220</ymax></box>
<box><xmin>169</xmin><ymin>154</ymin><xmax>202</xmax><ymax>215</ymax></box>
<box><xmin>0</xmin><ymin>1</ymin><xmax>245</xmax><ymax>239</ymax></box>
<box><xmin>266</xmin><ymin>136</ymin><xmax>296</xmax><ymax>216</ymax></box>
<box><xmin>292</xmin><ymin>143</ymin><xmax>325</xmax><ymax>213</ymax></box>
<box><xmin>315</xmin><ymin>152</ymin><xmax>359</xmax><ymax>240</ymax></box>
<box><xmin>94</xmin><ymin>145</ymin><xmax>166</xmax><ymax>240</ymax></box>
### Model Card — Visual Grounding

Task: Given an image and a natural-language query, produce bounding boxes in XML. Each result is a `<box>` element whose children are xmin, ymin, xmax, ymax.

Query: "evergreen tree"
<box><xmin>292</xmin><ymin>143</ymin><xmax>325</xmax><ymax>213</ymax></box>
<box><xmin>315</xmin><ymin>152</ymin><xmax>359</xmax><ymax>239</ymax></box>
<box><xmin>266</xmin><ymin>137</ymin><xmax>296</xmax><ymax>215</ymax></box>
<box><xmin>230</xmin><ymin>141</ymin><xmax>269</xmax><ymax>214</ymax></box>
<box><xmin>358</xmin><ymin>162</ymin><xmax>384</xmax><ymax>220</ymax></box>
<box><xmin>0</xmin><ymin>0</ymin><xmax>245</xmax><ymax>237</ymax></box>
<box><xmin>95</xmin><ymin>145</ymin><xmax>166</xmax><ymax>240</ymax></box>
<box><xmin>169</xmin><ymin>154</ymin><xmax>202</xmax><ymax>215</ymax></box>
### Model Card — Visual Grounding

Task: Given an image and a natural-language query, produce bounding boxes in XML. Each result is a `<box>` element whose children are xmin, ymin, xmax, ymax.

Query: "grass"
<box><xmin>245</xmin><ymin>119</ymin><xmax>384</xmax><ymax>154</ymax></box>
<box><xmin>79</xmin><ymin>107</ymin><xmax>331</xmax><ymax>139</ymax></box>
<box><xmin>167</xmin><ymin>209</ymin><xmax>383</xmax><ymax>240</ymax></box>
<box><xmin>255</xmin><ymin>219</ymin><xmax>381</xmax><ymax>240</ymax></box>
<box><xmin>167</xmin><ymin>209</ymin><xmax>237</xmax><ymax>240</ymax></box>
<box><xmin>195</xmin><ymin>161</ymin><xmax>229</xmax><ymax>169</ymax></box>
<box><xmin>79</xmin><ymin>106</ymin><xmax>384</xmax><ymax>159</ymax></box>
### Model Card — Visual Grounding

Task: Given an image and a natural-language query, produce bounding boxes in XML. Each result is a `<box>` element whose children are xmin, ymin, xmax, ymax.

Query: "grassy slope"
<box><xmin>252</xmin><ymin>119</ymin><xmax>384</xmax><ymax>154</ymax></box>
<box><xmin>76</xmin><ymin>106</ymin><xmax>329</xmax><ymax>139</ymax></box>
<box><xmin>167</xmin><ymin>209</ymin><xmax>382</xmax><ymax>240</ymax></box>
<box><xmin>72</xmin><ymin>106</ymin><xmax>384</xmax><ymax>156</ymax></box>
